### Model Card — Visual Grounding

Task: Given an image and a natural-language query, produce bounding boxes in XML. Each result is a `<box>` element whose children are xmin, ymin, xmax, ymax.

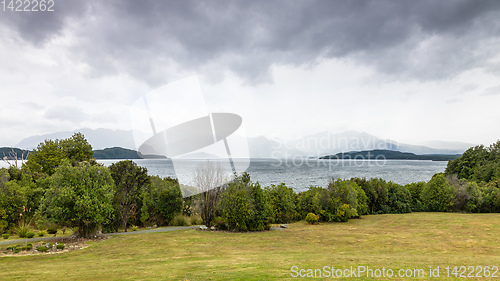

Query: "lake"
<box><xmin>97</xmin><ymin>158</ymin><xmax>448</xmax><ymax>193</ymax></box>
<box><xmin>1</xmin><ymin>158</ymin><xmax>448</xmax><ymax>192</ymax></box>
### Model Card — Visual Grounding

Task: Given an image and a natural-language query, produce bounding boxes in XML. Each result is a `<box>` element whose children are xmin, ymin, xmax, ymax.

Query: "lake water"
<box><xmin>97</xmin><ymin>158</ymin><xmax>447</xmax><ymax>193</ymax></box>
<box><xmin>1</xmin><ymin>158</ymin><xmax>448</xmax><ymax>192</ymax></box>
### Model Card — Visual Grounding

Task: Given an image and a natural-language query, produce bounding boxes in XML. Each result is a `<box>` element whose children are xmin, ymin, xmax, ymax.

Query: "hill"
<box><xmin>93</xmin><ymin>147</ymin><xmax>167</xmax><ymax>159</ymax></box>
<box><xmin>319</xmin><ymin>149</ymin><xmax>461</xmax><ymax>161</ymax></box>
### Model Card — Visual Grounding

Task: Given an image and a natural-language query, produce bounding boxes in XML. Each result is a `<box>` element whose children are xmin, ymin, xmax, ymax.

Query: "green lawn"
<box><xmin>1</xmin><ymin>213</ymin><xmax>499</xmax><ymax>280</ymax></box>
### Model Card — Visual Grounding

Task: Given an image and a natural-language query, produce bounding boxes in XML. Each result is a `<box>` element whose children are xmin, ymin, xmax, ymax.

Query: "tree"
<box><xmin>421</xmin><ymin>173</ymin><xmax>455</xmax><ymax>212</ymax></box>
<box><xmin>24</xmin><ymin>132</ymin><xmax>93</xmax><ymax>176</ymax></box>
<box><xmin>143</xmin><ymin>176</ymin><xmax>183</xmax><ymax>226</ymax></box>
<box><xmin>218</xmin><ymin>173</ymin><xmax>272</xmax><ymax>231</ymax></box>
<box><xmin>192</xmin><ymin>161</ymin><xmax>226</xmax><ymax>227</ymax></box>
<box><xmin>266</xmin><ymin>183</ymin><xmax>299</xmax><ymax>223</ymax></box>
<box><xmin>39</xmin><ymin>161</ymin><xmax>115</xmax><ymax>238</ymax></box>
<box><xmin>109</xmin><ymin>160</ymin><xmax>150</xmax><ymax>232</ymax></box>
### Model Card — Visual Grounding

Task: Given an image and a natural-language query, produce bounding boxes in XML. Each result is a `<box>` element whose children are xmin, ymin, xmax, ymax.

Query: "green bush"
<box><xmin>266</xmin><ymin>183</ymin><xmax>299</xmax><ymax>223</ymax></box>
<box><xmin>26</xmin><ymin>231</ymin><xmax>35</xmax><ymax>238</ymax></box>
<box><xmin>352</xmin><ymin>178</ymin><xmax>388</xmax><ymax>214</ymax></box>
<box><xmin>47</xmin><ymin>228</ymin><xmax>58</xmax><ymax>235</ymax></box>
<box><xmin>384</xmin><ymin>182</ymin><xmax>412</xmax><ymax>214</ymax></box>
<box><xmin>2</xmin><ymin>233</ymin><xmax>9</xmax><ymax>239</ymax></box>
<box><xmin>305</xmin><ymin>213</ymin><xmax>319</xmax><ymax>224</ymax></box>
<box><xmin>47</xmin><ymin>243</ymin><xmax>53</xmax><ymax>248</ymax></box>
<box><xmin>189</xmin><ymin>214</ymin><xmax>202</xmax><ymax>225</ymax></box>
<box><xmin>14</xmin><ymin>247</ymin><xmax>21</xmax><ymax>253</ymax></box>
<box><xmin>326</xmin><ymin>179</ymin><xmax>367</xmax><ymax>222</ymax></box>
<box><xmin>421</xmin><ymin>173</ymin><xmax>455</xmax><ymax>212</ymax></box>
<box><xmin>38</xmin><ymin>230</ymin><xmax>46</xmax><ymax>237</ymax></box>
<box><xmin>172</xmin><ymin>214</ymin><xmax>190</xmax><ymax>226</ymax></box>
<box><xmin>36</xmin><ymin>245</ymin><xmax>49</xmax><ymax>252</ymax></box>
<box><xmin>131</xmin><ymin>225</ymin><xmax>139</xmax><ymax>231</ymax></box>
<box><xmin>16</xmin><ymin>223</ymin><xmax>29</xmax><ymax>238</ymax></box>
<box><xmin>56</xmin><ymin>243</ymin><xmax>65</xmax><ymax>250</ymax></box>
<box><xmin>405</xmin><ymin>182</ymin><xmax>426</xmax><ymax>212</ymax></box>
<box><xmin>218</xmin><ymin>173</ymin><xmax>272</xmax><ymax>231</ymax></box>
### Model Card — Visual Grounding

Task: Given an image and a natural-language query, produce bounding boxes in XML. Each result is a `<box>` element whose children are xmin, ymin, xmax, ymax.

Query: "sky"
<box><xmin>1</xmin><ymin>0</ymin><xmax>500</xmax><ymax>148</ymax></box>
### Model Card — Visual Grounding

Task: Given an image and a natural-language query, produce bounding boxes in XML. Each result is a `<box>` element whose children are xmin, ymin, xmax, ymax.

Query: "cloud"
<box><xmin>44</xmin><ymin>106</ymin><xmax>88</xmax><ymax>123</ymax></box>
<box><xmin>2</xmin><ymin>0</ymin><xmax>500</xmax><ymax>85</ymax></box>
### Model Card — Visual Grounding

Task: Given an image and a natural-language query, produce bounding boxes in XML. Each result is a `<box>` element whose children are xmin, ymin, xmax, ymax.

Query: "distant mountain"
<box><xmin>16</xmin><ymin>128</ymin><xmax>136</xmax><ymax>150</ymax></box>
<box><xmin>320</xmin><ymin>149</ymin><xmax>461</xmax><ymax>161</ymax></box>
<box><xmin>15</xmin><ymin>128</ymin><xmax>472</xmax><ymax>158</ymax></box>
<box><xmin>283</xmin><ymin>130</ymin><xmax>467</xmax><ymax>156</ymax></box>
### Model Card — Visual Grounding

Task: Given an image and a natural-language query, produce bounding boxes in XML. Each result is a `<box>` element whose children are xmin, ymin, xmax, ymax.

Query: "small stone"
<box><xmin>198</xmin><ymin>225</ymin><xmax>208</xmax><ymax>230</ymax></box>
<box><xmin>280</xmin><ymin>224</ymin><xmax>287</xmax><ymax>228</ymax></box>
<box><xmin>210</xmin><ymin>226</ymin><xmax>215</xmax><ymax>231</ymax></box>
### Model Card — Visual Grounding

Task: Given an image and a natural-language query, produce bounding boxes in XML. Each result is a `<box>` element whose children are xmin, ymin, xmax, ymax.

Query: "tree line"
<box><xmin>1</xmin><ymin>133</ymin><xmax>499</xmax><ymax>237</ymax></box>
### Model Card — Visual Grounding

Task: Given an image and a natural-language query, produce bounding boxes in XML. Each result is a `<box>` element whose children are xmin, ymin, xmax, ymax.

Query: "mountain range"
<box><xmin>14</xmin><ymin>128</ymin><xmax>474</xmax><ymax>158</ymax></box>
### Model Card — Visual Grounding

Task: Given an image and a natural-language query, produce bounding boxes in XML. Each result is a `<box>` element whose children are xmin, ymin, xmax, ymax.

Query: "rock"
<box><xmin>280</xmin><ymin>224</ymin><xmax>287</xmax><ymax>229</ymax></box>
<box><xmin>198</xmin><ymin>225</ymin><xmax>208</xmax><ymax>230</ymax></box>
<box><xmin>210</xmin><ymin>226</ymin><xmax>215</xmax><ymax>231</ymax></box>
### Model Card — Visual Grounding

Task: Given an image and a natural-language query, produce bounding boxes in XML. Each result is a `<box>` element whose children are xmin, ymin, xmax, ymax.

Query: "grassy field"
<box><xmin>1</xmin><ymin>213</ymin><xmax>499</xmax><ymax>280</ymax></box>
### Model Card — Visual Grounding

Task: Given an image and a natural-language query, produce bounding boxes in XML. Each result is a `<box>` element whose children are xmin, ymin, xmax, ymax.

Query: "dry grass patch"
<box><xmin>0</xmin><ymin>213</ymin><xmax>499</xmax><ymax>280</ymax></box>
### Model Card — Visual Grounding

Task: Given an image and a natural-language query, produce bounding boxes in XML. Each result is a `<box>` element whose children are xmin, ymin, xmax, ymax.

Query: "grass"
<box><xmin>1</xmin><ymin>213</ymin><xmax>499</xmax><ymax>280</ymax></box>
<box><xmin>1</xmin><ymin>228</ymin><xmax>74</xmax><ymax>241</ymax></box>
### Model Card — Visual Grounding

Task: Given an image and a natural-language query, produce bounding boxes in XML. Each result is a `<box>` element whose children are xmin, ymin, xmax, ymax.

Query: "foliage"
<box><xmin>351</xmin><ymin>178</ymin><xmax>388</xmax><ymax>214</ymax></box>
<box><xmin>421</xmin><ymin>173</ymin><xmax>455</xmax><ymax>212</ymax></box>
<box><xmin>325</xmin><ymin>179</ymin><xmax>367</xmax><ymax>222</ymax></box>
<box><xmin>24</xmin><ymin>132</ymin><xmax>94</xmax><ymax>176</ymax></box>
<box><xmin>16</xmin><ymin>220</ymin><xmax>30</xmax><ymax>238</ymax></box>
<box><xmin>109</xmin><ymin>160</ymin><xmax>150</xmax><ymax>232</ymax></box>
<box><xmin>265</xmin><ymin>183</ymin><xmax>299</xmax><ymax>223</ymax></box>
<box><xmin>383</xmin><ymin>182</ymin><xmax>412</xmax><ymax>214</ymax></box>
<box><xmin>131</xmin><ymin>225</ymin><xmax>139</xmax><ymax>231</ymax></box>
<box><xmin>218</xmin><ymin>173</ymin><xmax>272</xmax><ymax>231</ymax></box>
<box><xmin>305</xmin><ymin>212</ymin><xmax>319</xmax><ymax>224</ymax></box>
<box><xmin>193</xmin><ymin>161</ymin><xmax>226</xmax><ymax>227</ymax></box>
<box><xmin>405</xmin><ymin>182</ymin><xmax>426</xmax><ymax>212</ymax></box>
<box><xmin>297</xmin><ymin>186</ymin><xmax>328</xmax><ymax>220</ymax></box>
<box><xmin>142</xmin><ymin>176</ymin><xmax>183</xmax><ymax>226</ymax></box>
<box><xmin>477</xmin><ymin>180</ymin><xmax>500</xmax><ymax>213</ymax></box>
<box><xmin>56</xmin><ymin>243</ymin><xmax>65</xmax><ymax>250</ymax></box>
<box><xmin>26</xmin><ymin>231</ymin><xmax>35</xmax><ymax>238</ymax></box>
<box><xmin>38</xmin><ymin>160</ymin><xmax>115</xmax><ymax>238</ymax></box>
<box><xmin>47</xmin><ymin>228</ymin><xmax>57</xmax><ymax>235</ymax></box>
<box><xmin>36</xmin><ymin>245</ymin><xmax>49</xmax><ymax>252</ymax></box>
<box><xmin>2</xmin><ymin>233</ymin><xmax>9</xmax><ymax>239</ymax></box>
<box><xmin>172</xmin><ymin>214</ymin><xmax>191</xmax><ymax>226</ymax></box>
<box><xmin>446</xmin><ymin>140</ymin><xmax>500</xmax><ymax>183</ymax></box>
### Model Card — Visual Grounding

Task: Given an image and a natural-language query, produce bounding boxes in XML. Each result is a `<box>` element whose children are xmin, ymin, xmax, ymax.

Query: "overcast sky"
<box><xmin>1</xmin><ymin>0</ymin><xmax>500</xmax><ymax>147</ymax></box>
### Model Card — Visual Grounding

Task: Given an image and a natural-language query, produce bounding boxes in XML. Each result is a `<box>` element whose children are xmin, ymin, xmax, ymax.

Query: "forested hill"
<box><xmin>1</xmin><ymin>146</ymin><xmax>165</xmax><ymax>160</ymax></box>
<box><xmin>92</xmin><ymin>147</ymin><xmax>166</xmax><ymax>159</ymax></box>
<box><xmin>319</xmin><ymin>149</ymin><xmax>461</xmax><ymax>161</ymax></box>
<box><xmin>0</xmin><ymin>147</ymin><xmax>31</xmax><ymax>159</ymax></box>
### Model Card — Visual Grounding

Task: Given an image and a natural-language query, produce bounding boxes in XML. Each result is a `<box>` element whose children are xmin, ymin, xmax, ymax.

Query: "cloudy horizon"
<box><xmin>1</xmin><ymin>0</ymin><xmax>500</xmax><ymax>148</ymax></box>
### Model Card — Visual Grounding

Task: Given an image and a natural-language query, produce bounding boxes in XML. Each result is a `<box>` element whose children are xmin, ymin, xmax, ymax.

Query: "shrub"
<box><xmin>266</xmin><ymin>183</ymin><xmax>299</xmax><ymax>223</ymax></box>
<box><xmin>47</xmin><ymin>243</ymin><xmax>53</xmax><ymax>248</ymax></box>
<box><xmin>26</xmin><ymin>231</ymin><xmax>35</xmax><ymax>238</ymax></box>
<box><xmin>172</xmin><ymin>214</ymin><xmax>190</xmax><ymax>226</ymax></box>
<box><xmin>56</xmin><ymin>243</ymin><xmax>65</xmax><ymax>250</ymax></box>
<box><xmin>38</xmin><ymin>230</ymin><xmax>46</xmax><ymax>237</ymax></box>
<box><xmin>2</xmin><ymin>233</ymin><xmax>9</xmax><ymax>239</ymax></box>
<box><xmin>36</xmin><ymin>245</ymin><xmax>49</xmax><ymax>252</ymax></box>
<box><xmin>189</xmin><ymin>214</ymin><xmax>202</xmax><ymax>225</ymax></box>
<box><xmin>352</xmin><ymin>178</ymin><xmax>388</xmax><ymax>214</ymax></box>
<box><xmin>47</xmin><ymin>228</ymin><xmax>58</xmax><ymax>235</ymax></box>
<box><xmin>405</xmin><ymin>182</ymin><xmax>426</xmax><ymax>212</ymax></box>
<box><xmin>421</xmin><ymin>174</ymin><xmax>455</xmax><ymax>212</ymax></box>
<box><xmin>16</xmin><ymin>222</ymin><xmax>29</xmax><ymax>238</ymax></box>
<box><xmin>131</xmin><ymin>225</ymin><xmax>139</xmax><ymax>231</ymax></box>
<box><xmin>384</xmin><ymin>182</ymin><xmax>412</xmax><ymax>214</ymax></box>
<box><xmin>326</xmin><ymin>179</ymin><xmax>367</xmax><ymax>222</ymax></box>
<box><xmin>305</xmin><ymin>213</ymin><xmax>319</xmax><ymax>224</ymax></box>
<box><xmin>218</xmin><ymin>174</ymin><xmax>272</xmax><ymax>231</ymax></box>
<box><xmin>14</xmin><ymin>247</ymin><xmax>21</xmax><ymax>253</ymax></box>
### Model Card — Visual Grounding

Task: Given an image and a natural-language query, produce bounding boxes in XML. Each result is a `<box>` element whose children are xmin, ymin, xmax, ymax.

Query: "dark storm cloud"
<box><xmin>3</xmin><ymin>0</ymin><xmax>500</xmax><ymax>84</ymax></box>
